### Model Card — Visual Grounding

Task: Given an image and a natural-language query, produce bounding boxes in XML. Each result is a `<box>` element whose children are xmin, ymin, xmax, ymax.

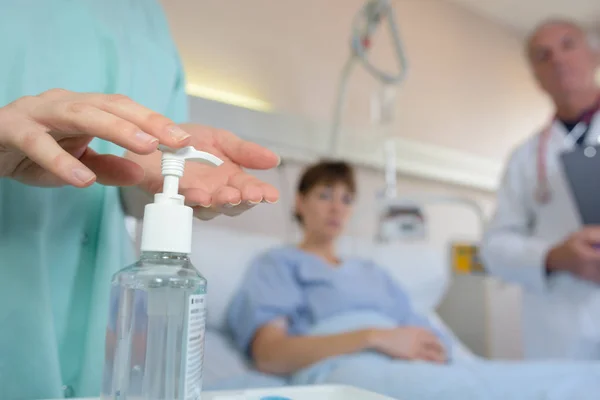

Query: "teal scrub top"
<box><xmin>0</xmin><ymin>1</ymin><xmax>189</xmax><ymax>398</ymax></box>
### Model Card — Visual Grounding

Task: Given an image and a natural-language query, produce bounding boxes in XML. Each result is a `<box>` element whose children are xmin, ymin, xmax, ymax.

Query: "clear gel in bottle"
<box><xmin>101</xmin><ymin>146</ymin><xmax>223</xmax><ymax>400</ymax></box>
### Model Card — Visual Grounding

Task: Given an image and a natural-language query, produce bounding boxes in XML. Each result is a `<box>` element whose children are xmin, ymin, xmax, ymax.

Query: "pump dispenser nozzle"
<box><xmin>159</xmin><ymin>145</ymin><xmax>223</xmax><ymax>202</ymax></box>
<box><xmin>141</xmin><ymin>146</ymin><xmax>223</xmax><ymax>254</ymax></box>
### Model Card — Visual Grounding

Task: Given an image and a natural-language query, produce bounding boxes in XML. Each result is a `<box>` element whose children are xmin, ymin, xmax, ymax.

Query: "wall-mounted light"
<box><xmin>185</xmin><ymin>83</ymin><xmax>272</xmax><ymax>112</ymax></box>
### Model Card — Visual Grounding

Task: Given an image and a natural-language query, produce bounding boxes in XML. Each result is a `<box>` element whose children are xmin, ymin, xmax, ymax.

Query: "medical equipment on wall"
<box><xmin>375</xmin><ymin>139</ymin><xmax>427</xmax><ymax>241</ymax></box>
<box><xmin>323</xmin><ymin>0</ymin><xmax>424</xmax><ymax>242</ymax></box>
<box><xmin>373</xmin><ymin>136</ymin><xmax>486</xmax><ymax>235</ymax></box>
<box><xmin>101</xmin><ymin>146</ymin><xmax>222</xmax><ymax>400</ymax></box>
<box><xmin>329</xmin><ymin>0</ymin><xmax>408</xmax><ymax>155</ymax></box>
<box><xmin>376</xmin><ymin>190</ymin><xmax>487</xmax><ymax>244</ymax></box>
<box><xmin>376</xmin><ymin>197</ymin><xmax>427</xmax><ymax>242</ymax></box>
<box><xmin>451</xmin><ymin>242</ymin><xmax>485</xmax><ymax>274</ymax></box>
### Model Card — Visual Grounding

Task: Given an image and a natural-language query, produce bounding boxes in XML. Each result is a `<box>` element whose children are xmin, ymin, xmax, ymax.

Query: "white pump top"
<box><xmin>140</xmin><ymin>145</ymin><xmax>223</xmax><ymax>254</ymax></box>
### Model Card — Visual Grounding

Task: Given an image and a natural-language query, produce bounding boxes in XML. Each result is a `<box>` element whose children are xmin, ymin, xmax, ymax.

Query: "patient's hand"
<box><xmin>369</xmin><ymin>327</ymin><xmax>447</xmax><ymax>363</ymax></box>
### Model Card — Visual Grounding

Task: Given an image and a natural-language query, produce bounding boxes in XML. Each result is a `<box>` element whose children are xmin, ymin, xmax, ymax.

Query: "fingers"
<box><xmin>227</xmin><ymin>173</ymin><xmax>263</xmax><ymax>203</ymax></box>
<box><xmin>227</xmin><ymin>172</ymin><xmax>280</xmax><ymax>204</ymax></box>
<box><xmin>33</xmin><ymin>102</ymin><xmax>161</xmax><ymax>155</ymax></box>
<box><xmin>79</xmin><ymin>149</ymin><xmax>145</xmax><ymax>186</ymax></box>
<box><xmin>88</xmin><ymin>94</ymin><xmax>192</xmax><ymax>148</ymax></box>
<box><xmin>419</xmin><ymin>335</ymin><xmax>446</xmax><ymax>363</ymax></box>
<box><xmin>7</xmin><ymin>119</ymin><xmax>96</xmax><ymax>187</ymax></box>
<box><xmin>184</xmin><ymin>187</ymin><xmax>241</xmax><ymax>220</ymax></box>
<box><xmin>182</xmin><ymin>168</ymin><xmax>279</xmax><ymax>215</ymax></box>
<box><xmin>419</xmin><ymin>347</ymin><xmax>447</xmax><ymax>363</ymax></box>
<box><xmin>31</xmin><ymin>91</ymin><xmax>191</xmax><ymax>152</ymax></box>
<box><xmin>423</xmin><ymin>337</ymin><xmax>445</xmax><ymax>353</ymax></box>
<box><xmin>413</xmin><ymin>331</ymin><xmax>446</xmax><ymax>363</ymax></box>
<box><xmin>213</xmin><ymin>129</ymin><xmax>280</xmax><ymax>170</ymax></box>
<box><xmin>184</xmin><ymin>184</ymin><xmax>277</xmax><ymax>220</ymax></box>
<box><xmin>574</xmin><ymin>242</ymin><xmax>600</xmax><ymax>263</ymax></box>
<box><xmin>578</xmin><ymin>227</ymin><xmax>600</xmax><ymax>245</ymax></box>
<box><xmin>183</xmin><ymin>188</ymin><xmax>213</xmax><ymax>208</ymax></box>
<box><xmin>210</xmin><ymin>186</ymin><xmax>242</xmax><ymax>207</ymax></box>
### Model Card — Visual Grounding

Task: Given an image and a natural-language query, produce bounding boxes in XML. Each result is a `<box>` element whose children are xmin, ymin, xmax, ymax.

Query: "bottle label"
<box><xmin>184</xmin><ymin>293</ymin><xmax>206</xmax><ymax>400</ymax></box>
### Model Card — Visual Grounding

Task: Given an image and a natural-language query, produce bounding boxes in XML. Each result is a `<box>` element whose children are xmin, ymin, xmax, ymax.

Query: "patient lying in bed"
<box><xmin>228</xmin><ymin>245</ymin><xmax>451</xmax><ymax>370</ymax></box>
<box><xmin>227</xmin><ymin>160</ymin><xmax>600</xmax><ymax>400</ymax></box>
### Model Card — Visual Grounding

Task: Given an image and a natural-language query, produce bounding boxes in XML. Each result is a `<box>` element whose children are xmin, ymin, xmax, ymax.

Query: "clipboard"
<box><xmin>560</xmin><ymin>144</ymin><xmax>600</xmax><ymax>225</ymax></box>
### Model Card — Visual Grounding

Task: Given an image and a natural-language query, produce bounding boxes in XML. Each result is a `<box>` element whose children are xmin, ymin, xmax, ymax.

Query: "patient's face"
<box><xmin>297</xmin><ymin>182</ymin><xmax>354</xmax><ymax>240</ymax></box>
<box><xmin>528</xmin><ymin>22</ymin><xmax>598</xmax><ymax>98</ymax></box>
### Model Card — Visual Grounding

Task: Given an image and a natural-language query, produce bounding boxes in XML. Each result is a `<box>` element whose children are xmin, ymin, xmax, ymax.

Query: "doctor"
<box><xmin>481</xmin><ymin>19</ymin><xmax>600</xmax><ymax>360</ymax></box>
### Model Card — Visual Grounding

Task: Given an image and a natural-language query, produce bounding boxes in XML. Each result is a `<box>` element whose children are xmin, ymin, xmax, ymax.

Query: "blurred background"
<box><xmin>152</xmin><ymin>0</ymin><xmax>600</xmax><ymax>360</ymax></box>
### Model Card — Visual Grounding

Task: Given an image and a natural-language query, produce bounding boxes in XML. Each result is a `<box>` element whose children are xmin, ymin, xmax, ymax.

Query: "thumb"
<box><xmin>80</xmin><ymin>148</ymin><xmax>145</xmax><ymax>186</ymax></box>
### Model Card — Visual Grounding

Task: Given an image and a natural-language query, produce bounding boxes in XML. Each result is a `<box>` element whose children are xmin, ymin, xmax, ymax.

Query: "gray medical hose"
<box><xmin>329</xmin><ymin>0</ymin><xmax>408</xmax><ymax>156</ymax></box>
<box><xmin>351</xmin><ymin>0</ymin><xmax>408</xmax><ymax>84</ymax></box>
<box><xmin>329</xmin><ymin>56</ymin><xmax>358</xmax><ymax>156</ymax></box>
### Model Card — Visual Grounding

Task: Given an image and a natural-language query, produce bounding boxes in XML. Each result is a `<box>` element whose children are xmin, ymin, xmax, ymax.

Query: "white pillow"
<box><xmin>204</xmin><ymin>329</ymin><xmax>250</xmax><ymax>386</ymax></box>
<box><xmin>190</xmin><ymin>223</ymin><xmax>283</xmax><ymax>331</ymax></box>
<box><xmin>373</xmin><ymin>243</ymin><xmax>449</xmax><ymax>312</ymax></box>
<box><xmin>337</xmin><ymin>237</ymin><xmax>450</xmax><ymax>312</ymax></box>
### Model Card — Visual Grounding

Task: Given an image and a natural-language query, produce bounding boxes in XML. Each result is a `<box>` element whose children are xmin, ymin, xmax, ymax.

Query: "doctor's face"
<box><xmin>296</xmin><ymin>182</ymin><xmax>355</xmax><ymax>241</ymax></box>
<box><xmin>528</xmin><ymin>22</ymin><xmax>598</xmax><ymax>98</ymax></box>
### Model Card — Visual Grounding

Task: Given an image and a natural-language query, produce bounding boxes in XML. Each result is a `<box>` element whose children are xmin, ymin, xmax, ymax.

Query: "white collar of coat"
<box><xmin>549</xmin><ymin>111</ymin><xmax>600</xmax><ymax>151</ymax></box>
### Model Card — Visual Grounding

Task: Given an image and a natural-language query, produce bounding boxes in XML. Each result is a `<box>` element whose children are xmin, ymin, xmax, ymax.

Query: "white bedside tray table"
<box><xmin>202</xmin><ymin>384</ymin><xmax>394</xmax><ymax>399</ymax></box>
<box><xmin>50</xmin><ymin>384</ymin><xmax>395</xmax><ymax>400</ymax></box>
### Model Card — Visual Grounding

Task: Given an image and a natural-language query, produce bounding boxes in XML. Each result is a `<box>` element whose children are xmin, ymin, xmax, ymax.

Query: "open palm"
<box><xmin>126</xmin><ymin>123</ymin><xmax>280</xmax><ymax>220</ymax></box>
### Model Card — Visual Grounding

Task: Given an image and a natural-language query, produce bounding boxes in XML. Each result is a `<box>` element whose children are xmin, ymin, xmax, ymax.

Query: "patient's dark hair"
<box><xmin>294</xmin><ymin>160</ymin><xmax>356</xmax><ymax>223</ymax></box>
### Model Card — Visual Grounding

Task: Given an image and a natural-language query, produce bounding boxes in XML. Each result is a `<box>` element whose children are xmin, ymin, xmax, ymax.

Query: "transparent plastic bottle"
<box><xmin>100</xmin><ymin>146</ymin><xmax>222</xmax><ymax>400</ymax></box>
<box><xmin>101</xmin><ymin>252</ymin><xmax>207</xmax><ymax>400</ymax></box>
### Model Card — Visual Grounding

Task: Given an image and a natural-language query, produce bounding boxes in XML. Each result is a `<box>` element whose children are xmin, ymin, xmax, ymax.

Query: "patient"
<box><xmin>227</xmin><ymin>161</ymin><xmax>600</xmax><ymax>399</ymax></box>
<box><xmin>228</xmin><ymin>160</ymin><xmax>450</xmax><ymax>373</ymax></box>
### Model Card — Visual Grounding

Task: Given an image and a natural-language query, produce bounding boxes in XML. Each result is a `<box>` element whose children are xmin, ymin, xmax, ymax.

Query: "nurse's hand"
<box><xmin>370</xmin><ymin>327</ymin><xmax>447</xmax><ymax>363</ymax></box>
<box><xmin>546</xmin><ymin>227</ymin><xmax>600</xmax><ymax>284</ymax></box>
<box><xmin>0</xmin><ymin>89</ymin><xmax>195</xmax><ymax>187</ymax></box>
<box><xmin>125</xmin><ymin>124</ymin><xmax>280</xmax><ymax>220</ymax></box>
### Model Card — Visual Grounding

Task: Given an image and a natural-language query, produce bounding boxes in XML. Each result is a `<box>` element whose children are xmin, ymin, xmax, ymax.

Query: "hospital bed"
<box><xmin>188</xmin><ymin>223</ymin><xmax>477</xmax><ymax>390</ymax></box>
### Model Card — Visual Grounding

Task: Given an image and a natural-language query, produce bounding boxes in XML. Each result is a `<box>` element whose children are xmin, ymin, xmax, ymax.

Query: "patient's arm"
<box><xmin>369</xmin><ymin>326</ymin><xmax>446</xmax><ymax>363</ymax></box>
<box><xmin>380</xmin><ymin>266</ymin><xmax>453</xmax><ymax>358</ymax></box>
<box><xmin>251</xmin><ymin>320</ymin><xmax>373</xmax><ymax>375</ymax></box>
<box><xmin>251</xmin><ymin>320</ymin><xmax>447</xmax><ymax>375</ymax></box>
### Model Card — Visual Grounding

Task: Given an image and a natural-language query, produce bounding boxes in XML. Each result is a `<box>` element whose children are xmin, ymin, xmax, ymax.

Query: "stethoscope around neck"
<box><xmin>535</xmin><ymin>112</ymin><xmax>600</xmax><ymax>205</ymax></box>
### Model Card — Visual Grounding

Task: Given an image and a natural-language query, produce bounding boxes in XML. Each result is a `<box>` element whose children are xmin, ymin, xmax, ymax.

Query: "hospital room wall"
<box><xmin>161</xmin><ymin>0</ymin><xmax>541</xmax><ymax>247</ymax></box>
<box><xmin>161</xmin><ymin>0</ymin><xmax>540</xmax><ymax>358</ymax></box>
<box><xmin>200</xmin><ymin>160</ymin><xmax>495</xmax><ymax>249</ymax></box>
<box><xmin>163</xmin><ymin>0</ymin><xmax>553</xmax><ymax>163</ymax></box>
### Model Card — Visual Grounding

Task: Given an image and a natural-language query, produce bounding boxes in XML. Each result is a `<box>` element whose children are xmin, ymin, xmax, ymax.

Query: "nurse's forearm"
<box><xmin>252</xmin><ymin>329</ymin><xmax>373</xmax><ymax>375</ymax></box>
<box><xmin>119</xmin><ymin>186</ymin><xmax>153</xmax><ymax>219</ymax></box>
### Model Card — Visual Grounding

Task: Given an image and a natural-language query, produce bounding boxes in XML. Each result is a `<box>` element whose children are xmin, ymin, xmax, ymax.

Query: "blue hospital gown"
<box><xmin>227</xmin><ymin>246</ymin><xmax>451</xmax><ymax>356</ymax></box>
<box><xmin>228</xmin><ymin>248</ymin><xmax>600</xmax><ymax>400</ymax></box>
<box><xmin>0</xmin><ymin>1</ymin><xmax>188</xmax><ymax>398</ymax></box>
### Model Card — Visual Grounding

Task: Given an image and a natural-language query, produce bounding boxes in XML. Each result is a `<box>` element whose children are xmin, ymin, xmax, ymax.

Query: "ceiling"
<box><xmin>446</xmin><ymin>0</ymin><xmax>600</xmax><ymax>34</ymax></box>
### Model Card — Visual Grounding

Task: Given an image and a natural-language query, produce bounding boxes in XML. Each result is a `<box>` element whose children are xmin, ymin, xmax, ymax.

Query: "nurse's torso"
<box><xmin>521</xmin><ymin>115</ymin><xmax>600</xmax><ymax>359</ymax></box>
<box><xmin>0</xmin><ymin>1</ymin><xmax>185</xmax><ymax>398</ymax></box>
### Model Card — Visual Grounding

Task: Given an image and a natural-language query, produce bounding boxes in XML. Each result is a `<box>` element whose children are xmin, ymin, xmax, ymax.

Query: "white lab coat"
<box><xmin>481</xmin><ymin>113</ymin><xmax>600</xmax><ymax>360</ymax></box>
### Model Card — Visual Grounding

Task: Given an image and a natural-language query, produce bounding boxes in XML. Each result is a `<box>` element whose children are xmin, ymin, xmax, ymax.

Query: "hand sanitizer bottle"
<box><xmin>101</xmin><ymin>146</ymin><xmax>223</xmax><ymax>400</ymax></box>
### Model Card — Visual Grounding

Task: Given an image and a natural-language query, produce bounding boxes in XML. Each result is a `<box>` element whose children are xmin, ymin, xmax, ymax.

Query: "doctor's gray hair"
<box><xmin>526</xmin><ymin>18</ymin><xmax>600</xmax><ymax>54</ymax></box>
